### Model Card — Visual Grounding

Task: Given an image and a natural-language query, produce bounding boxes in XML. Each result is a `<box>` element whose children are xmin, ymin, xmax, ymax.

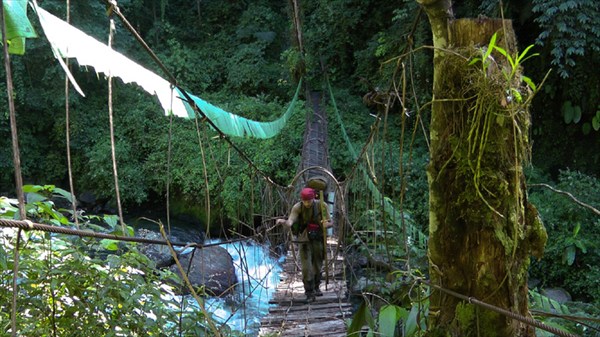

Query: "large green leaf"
<box><xmin>404</xmin><ymin>304</ymin><xmax>420</xmax><ymax>336</ymax></box>
<box><xmin>592</xmin><ymin>112</ymin><xmax>600</xmax><ymax>131</ymax></box>
<box><xmin>529</xmin><ymin>290</ymin><xmax>570</xmax><ymax>314</ymax></box>
<box><xmin>378</xmin><ymin>305</ymin><xmax>400</xmax><ymax>337</ymax></box>
<box><xmin>53</xmin><ymin>187</ymin><xmax>74</xmax><ymax>203</ymax></box>
<box><xmin>572</xmin><ymin>106</ymin><xmax>582</xmax><ymax>123</ymax></box>
<box><xmin>563</xmin><ymin>245</ymin><xmax>576</xmax><ymax>265</ymax></box>
<box><xmin>348</xmin><ymin>301</ymin><xmax>374</xmax><ymax>336</ymax></box>
<box><xmin>103</xmin><ymin>215</ymin><xmax>119</xmax><ymax>230</ymax></box>
<box><xmin>100</xmin><ymin>239</ymin><xmax>119</xmax><ymax>251</ymax></box>
<box><xmin>562</xmin><ymin>101</ymin><xmax>573</xmax><ymax>124</ymax></box>
<box><xmin>522</xmin><ymin>75</ymin><xmax>537</xmax><ymax>91</ymax></box>
<box><xmin>0</xmin><ymin>197</ymin><xmax>18</xmax><ymax>217</ymax></box>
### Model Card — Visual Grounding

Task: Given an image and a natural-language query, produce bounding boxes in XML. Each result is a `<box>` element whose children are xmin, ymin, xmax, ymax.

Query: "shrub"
<box><xmin>528</xmin><ymin>169</ymin><xmax>600</xmax><ymax>304</ymax></box>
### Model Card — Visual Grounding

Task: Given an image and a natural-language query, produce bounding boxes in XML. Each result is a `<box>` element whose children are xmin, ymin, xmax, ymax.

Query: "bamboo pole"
<box><xmin>319</xmin><ymin>190</ymin><xmax>329</xmax><ymax>289</ymax></box>
<box><xmin>1</xmin><ymin>3</ymin><xmax>27</xmax><ymax>335</ymax></box>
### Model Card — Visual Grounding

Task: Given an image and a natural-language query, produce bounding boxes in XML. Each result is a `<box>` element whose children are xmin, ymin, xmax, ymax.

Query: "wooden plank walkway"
<box><xmin>259</xmin><ymin>237</ymin><xmax>351</xmax><ymax>337</ymax></box>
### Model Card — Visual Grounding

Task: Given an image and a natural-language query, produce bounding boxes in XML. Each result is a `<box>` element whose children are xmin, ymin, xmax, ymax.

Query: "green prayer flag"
<box><xmin>176</xmin><ymin>78</ymin><xmax>303</xmax><ymax>138</ymax></box>
<box><xmin>3</xmin><ymin>0</ymin><xmax>37</xmax><ymax>55</ymax></box>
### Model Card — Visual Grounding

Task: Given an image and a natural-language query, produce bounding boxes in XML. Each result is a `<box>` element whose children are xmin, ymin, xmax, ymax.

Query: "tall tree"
<box><xmin>416</xmin><ymin>0</ymin><xmax>547</xmax><ymax>336</ymax></box>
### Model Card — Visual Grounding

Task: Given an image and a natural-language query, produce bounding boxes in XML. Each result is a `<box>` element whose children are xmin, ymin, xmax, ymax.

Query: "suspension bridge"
<box><xmin>0</xmin><ymin>2</ymin><xmax>582</xmax><ymax>337</ymax></box>
<box><xmin>2</xmin><ymin>3</ymin><xmax>366</xmax><ymax>336</ymax></box>
<box><xmin>257</xmin><ymin>91</ymin><xmax>352</xmax><ymax>336</ymax></box>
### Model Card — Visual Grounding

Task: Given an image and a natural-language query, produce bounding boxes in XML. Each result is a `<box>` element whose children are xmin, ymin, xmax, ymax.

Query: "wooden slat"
<box><xmin>259</xmin><ymin>236</ymin><xmax>352</xmax><ymax>337</ymax></box>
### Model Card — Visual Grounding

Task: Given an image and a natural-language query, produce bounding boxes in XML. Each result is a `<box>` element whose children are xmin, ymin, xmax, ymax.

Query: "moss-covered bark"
<box><xmin>418</xmin><ymin>1</ymin><xmax>547</xmax><ymax>336</ymax></box>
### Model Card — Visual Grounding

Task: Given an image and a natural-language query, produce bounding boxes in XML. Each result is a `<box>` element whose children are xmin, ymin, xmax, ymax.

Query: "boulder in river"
<box><xmin>136</xmin><ymin>228</ymin><xmax>176</xmax><ymax>268</ymax></box>
<box><xmin>170</xmin><ymin>245</ymin><xmax>238</xmax><ymax>296</ymax></box>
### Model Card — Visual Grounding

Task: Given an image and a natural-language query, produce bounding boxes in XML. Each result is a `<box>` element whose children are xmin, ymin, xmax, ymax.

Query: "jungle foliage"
<box><xmin>1</xmin><ymin>0</ymin><xmax>599</xmax><ymax>335</ymax></box>
<box><xmin>0</xmin><ymin>185</ymin><xmax>220</xmax><ymax>337</ymax></box>
<box><xmin>528</xmin><ymin>169</ymin><xmax>600</xmax><ymax>303</ymax></box>
<box><xmin>1</xmin><ymin>0</ymin><xmax>597</xmax><ymax>212</ymax></box>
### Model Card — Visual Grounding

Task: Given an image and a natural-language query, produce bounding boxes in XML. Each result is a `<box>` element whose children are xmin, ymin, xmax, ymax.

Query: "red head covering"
<box><xmin>300</xmin><ymin>187</ymin><xmax>315</xmax><ymax>201</ymax></box>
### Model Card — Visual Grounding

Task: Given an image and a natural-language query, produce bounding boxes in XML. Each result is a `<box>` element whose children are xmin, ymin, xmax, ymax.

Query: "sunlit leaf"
<box><xmin>53</xmin><ymin>187</ymin><xmax>74</xmax><ymax>202</ymax></box>
<box><xmin>22</xmin><ymin>185</ymin><xmax>44</xmax><ymax>193</ymax></box>
<box><xmin>100</xmin><ymin>239</ymin><xmax>119</xmax><ymax>251</ymax></box>
<box><xmin>469</xmin><ymin>57</ymin><xmax>481</xmax><ymax>66</ymax></box>
<box><xmin>484</xmin><ymin>33</ymin><xmax>497</xmax><ymax>61</ymax></box>
<box><xmin>511</xmin><ymin>88</ymin><xmax>522</xmax><ymax>103</ymax></box>
<box><xmin>494</xmin><ymin>45</ymin><xmax>514</xmax><ymax>68</ymax></box>
<box><xmin>104</xmin><ymin>215</ymin><xmax>119</xmax><ymax>229</ymax></box>
<box><xmin>517</xmin><ymin>44</ymin><xmax>539</xmax><ymax>65</ymax></box>
<box><xmin>522</xmin><ymin>75</ymin><xmax>537</xmax><ymax>91</ymax></box>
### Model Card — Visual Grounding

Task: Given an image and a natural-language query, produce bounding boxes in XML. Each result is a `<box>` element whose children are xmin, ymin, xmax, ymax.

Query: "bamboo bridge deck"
<box><xmin>259</xmin><ymin>236</ymin><xmax>351</xmax><ymax>336</ymax></box>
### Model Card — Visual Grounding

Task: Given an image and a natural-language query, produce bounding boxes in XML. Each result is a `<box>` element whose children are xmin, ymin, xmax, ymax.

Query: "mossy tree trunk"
<box><xmin>416</xmin><ymin>1</ymin><xmax>547</xmax><ymax>336</ymax></box>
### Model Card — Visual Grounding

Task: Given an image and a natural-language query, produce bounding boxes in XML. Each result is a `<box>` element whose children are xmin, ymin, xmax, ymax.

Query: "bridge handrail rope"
<box><xmin>326</xmin><ymin>78</ymin><xmax>428</xmax><ymax>249</ymax></box>
<box><xmin>0</xmin><ymin>218</ymin><xmax>246</xmax><ymax>249</ymax></box>
<box><xmin>418</xmin><ymin>279</ymin><xmax>579</xmax><ymax>337</ymax></box>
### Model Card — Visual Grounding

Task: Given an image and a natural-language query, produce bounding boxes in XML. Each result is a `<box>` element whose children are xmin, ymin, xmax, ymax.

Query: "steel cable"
<box><xmin>0</xmin><ymin>218</ymin><xmax>245</xmax><ymax>249</ymax></box>
<box><xmin>419</xmin><ymin>279</ymin><xmax>579</xmax><ymax>337</ymax></box>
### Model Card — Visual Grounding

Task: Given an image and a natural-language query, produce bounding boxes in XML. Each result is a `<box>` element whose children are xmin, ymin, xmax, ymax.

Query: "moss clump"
<box><xmin>452</xmin><ymin>302</ymin><xmax>505</xmax><ymax>337</ymax></box>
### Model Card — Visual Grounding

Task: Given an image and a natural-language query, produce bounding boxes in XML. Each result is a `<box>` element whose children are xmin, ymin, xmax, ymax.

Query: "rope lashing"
<box><xmin>0</xmin><ymin>218</ymin><xmax>245</xmax><ymax>249</ymax></box>
<box><xmin>418</xmin><ymin>279</ymin><xmax>578</xmax><ymax>337</ymax></box>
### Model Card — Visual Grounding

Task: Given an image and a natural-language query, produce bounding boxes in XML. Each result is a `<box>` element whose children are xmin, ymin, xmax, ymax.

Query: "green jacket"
<box><xmin>291</xmin><ymin>200</ymin><xmax>328</xmax><ymax>237</ymax></box>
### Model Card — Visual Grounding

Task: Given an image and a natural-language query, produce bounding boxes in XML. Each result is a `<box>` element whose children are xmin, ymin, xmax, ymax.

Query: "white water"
<box><xmin>131</xmin><ymin>217</ymin><xmax>283</xmax><ymax>335</ymax></box>
<box><xmin>203</xmin><ymin>240</ymin><xmax>283</xmax><ymax>335</ymax></box>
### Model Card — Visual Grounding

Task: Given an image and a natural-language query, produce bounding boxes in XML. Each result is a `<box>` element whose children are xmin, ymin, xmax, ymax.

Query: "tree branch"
<box><xmin>529</xmin><ymin>183</ymin><xmax>600</xmax><ymax>217</ymax></box>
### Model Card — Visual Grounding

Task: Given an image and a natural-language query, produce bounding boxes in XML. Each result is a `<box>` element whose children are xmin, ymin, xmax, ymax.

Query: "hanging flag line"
<box><xmin>175</xmin><ymin>83</ymin><xmax>302</xmax><ymax>139</ymax></box>
<box><xmin>2</xmin><ymin>0</ymin><xmax>37</xmax><ymax>55</ymax></box>
<box><xmin>32</xmin><ymin>2</ymin><xmax>303</xmax><ymax>139</ymax></box>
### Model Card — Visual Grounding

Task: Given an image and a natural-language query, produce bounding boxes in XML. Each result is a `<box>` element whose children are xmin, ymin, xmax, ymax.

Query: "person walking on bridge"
<box><xmin>277</xmin><ymin>187</ymin><xmax>332</xmax><ymax>302</ymax></box>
